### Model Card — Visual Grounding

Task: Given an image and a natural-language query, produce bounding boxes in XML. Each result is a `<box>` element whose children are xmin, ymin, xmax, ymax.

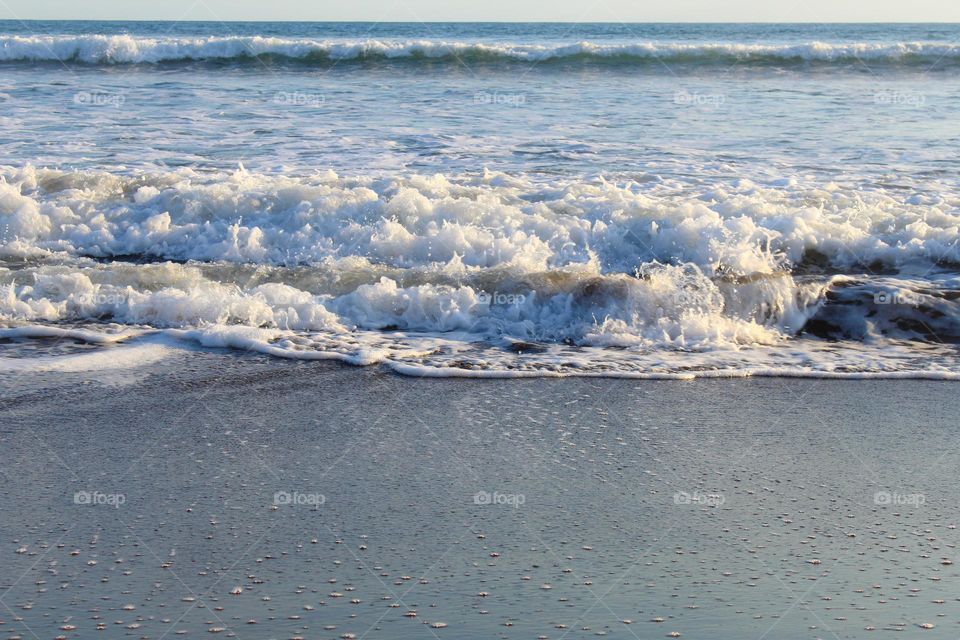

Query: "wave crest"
<box><xmin>1</xmin><ymin>35</ymin><xmax>959</xmax><ymax>67</ymax></box>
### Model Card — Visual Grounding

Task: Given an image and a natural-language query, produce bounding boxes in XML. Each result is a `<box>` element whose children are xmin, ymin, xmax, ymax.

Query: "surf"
<box><xmin>2</xmin><ymin>35</ymin><xmax>960</xmax><ymax>69</ymax></box>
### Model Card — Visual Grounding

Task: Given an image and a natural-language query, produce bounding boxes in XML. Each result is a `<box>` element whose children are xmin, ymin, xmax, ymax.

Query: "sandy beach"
<box><xmin>2</xmin><ymin>347</ymin><xmax>958</xmax><ymax>639</ymax></box>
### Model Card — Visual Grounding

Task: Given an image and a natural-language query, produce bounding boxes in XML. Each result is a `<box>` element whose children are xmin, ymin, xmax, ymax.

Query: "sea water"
<box><xmin>1</xmin><ymin>22</ymin><xmax>959</xmax><ymax>377</ymax></box>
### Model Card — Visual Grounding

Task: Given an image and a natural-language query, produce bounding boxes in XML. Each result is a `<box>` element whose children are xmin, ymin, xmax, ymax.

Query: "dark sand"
<box><xmin>2</xmin><ymin>348</ymin><xmax>959</xmax><ymax>639</ymax></box>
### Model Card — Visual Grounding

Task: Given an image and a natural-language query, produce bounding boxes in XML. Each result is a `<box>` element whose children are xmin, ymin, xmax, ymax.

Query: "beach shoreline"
<box><xmin>2</xmin><ymin>349</ymin><xmax>958</xmax><ymax>638</ymax></box>
<box><xmin>2</xmin><ymin>15</ymin><xmax>959</xmax><ymax>640</ymax></box>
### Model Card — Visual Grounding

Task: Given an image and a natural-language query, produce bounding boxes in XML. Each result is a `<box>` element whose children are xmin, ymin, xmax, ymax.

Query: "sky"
<box><xmin>1</xmin><ymin>0</ymin><xmax>959</xmax><ymax>23</ymax></box>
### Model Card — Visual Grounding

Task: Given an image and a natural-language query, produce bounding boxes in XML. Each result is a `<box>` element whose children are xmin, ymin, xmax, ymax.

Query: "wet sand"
<box><xmin>1</xmin><ymin>349</ymin><xmax>959</xmax><ymax>639</ymax></box>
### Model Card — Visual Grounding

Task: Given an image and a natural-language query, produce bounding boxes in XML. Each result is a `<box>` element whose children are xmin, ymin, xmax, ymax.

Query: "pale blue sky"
<box><xmin>1</xmin><ymin>0</ymin><xmax>959</xmax><ymax>22</ymax></box>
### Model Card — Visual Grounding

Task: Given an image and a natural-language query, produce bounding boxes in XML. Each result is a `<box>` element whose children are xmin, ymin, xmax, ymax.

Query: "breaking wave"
<box><xmin>2</xmin><ymin>165</ymin><xmax>959</xmax><ymax>377</ymax></box>
<box><xmin>1</xmin><ymin>35</ymin><xmax>959</xmax><ymax>69</ymax></box>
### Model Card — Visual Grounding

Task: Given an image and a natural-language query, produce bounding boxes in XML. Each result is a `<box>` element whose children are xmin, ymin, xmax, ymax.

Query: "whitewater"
<box><xmin>1</xmin><ymin>21</ymin><xmax>958</xmax><ymax>378</ymax></box>
<box><xmin>2</xmin><ymin>34</ymin><xmax>960</xmax><ymax>66</ymax></box>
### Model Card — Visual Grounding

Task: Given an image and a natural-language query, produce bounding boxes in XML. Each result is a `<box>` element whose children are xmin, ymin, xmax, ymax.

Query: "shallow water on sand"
<box><xmin>1</xmin><ymin>352</ymin><xmax>959</xmax><ymax>639</ymax></box>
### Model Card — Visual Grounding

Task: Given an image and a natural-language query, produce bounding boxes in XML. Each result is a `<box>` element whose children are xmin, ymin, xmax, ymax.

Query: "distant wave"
<box><xmin>1</xmin><ymin>35</ymin><xmax>959</xmax><ymax>67</ymax></box>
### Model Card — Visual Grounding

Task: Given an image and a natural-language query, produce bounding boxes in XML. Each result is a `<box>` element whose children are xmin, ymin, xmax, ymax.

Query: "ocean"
<box><xmin>1</xmin><ymin>22</ymin><xmax>959</xmax><ymax>378</ymax></box>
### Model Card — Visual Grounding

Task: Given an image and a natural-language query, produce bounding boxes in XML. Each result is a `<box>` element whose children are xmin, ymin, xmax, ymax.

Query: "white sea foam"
<box><xmin>0</xmin><ymin>324</ymin><xmax>137</xmax><ymax>343</ymax></box>
<box><xmin>4</xmin><ymin>321</ymin><xmax>959</xmax><ymax>380</ymax></box>
<box><xmin>2</xmin><ymin>166</ymin><xmax>957</xmax><ymax>274</ymax></box>
<box><xmin>0</xmin><ymin>338</ymin><xmax>168</xmax><ymax>374</ymax></box>
<box><xmin>1</xmin><ymin>165</ymin><xmax>958</xmax><ymax>377</ymax></box>
<box><xmin>0</xmin><ymin>261</ymin><xmax>809</xmax><ymax>349</ymax></box>
<box><xmin>0</xmin><ymin>35</ymin><xmax>957</xmax><ymax>65</ymax></box>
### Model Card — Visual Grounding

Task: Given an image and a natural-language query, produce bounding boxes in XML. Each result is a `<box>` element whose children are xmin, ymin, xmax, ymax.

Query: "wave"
<box><xmin>2</xmin><ymin>165</ymin><xmax>958</xmax><ymax>276</ymax></box>
<box><xmin>2</xmin><ymin>165</ymin><xmax>959</xmax><ymax>377</ymax></box>
<box><xmin>6</xmin><ymin>322</ymin><xmax>960</xmax><ymax>380</ymax></box>
<box><xmin>1</xmin><ymin>35</ymin><xmax>959</xmax><ymax>68</ymax></box>
<box><xmin>4</xmin><ymin>261</ymin><xmax>958</xmax><ymax>346</ymax></box>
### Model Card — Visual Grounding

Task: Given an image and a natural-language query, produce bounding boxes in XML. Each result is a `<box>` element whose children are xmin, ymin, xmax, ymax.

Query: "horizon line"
<box><xmin>2</xmin><ymin>19</ymin><xmax>960</xmax><ymax>24</ymax></box>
